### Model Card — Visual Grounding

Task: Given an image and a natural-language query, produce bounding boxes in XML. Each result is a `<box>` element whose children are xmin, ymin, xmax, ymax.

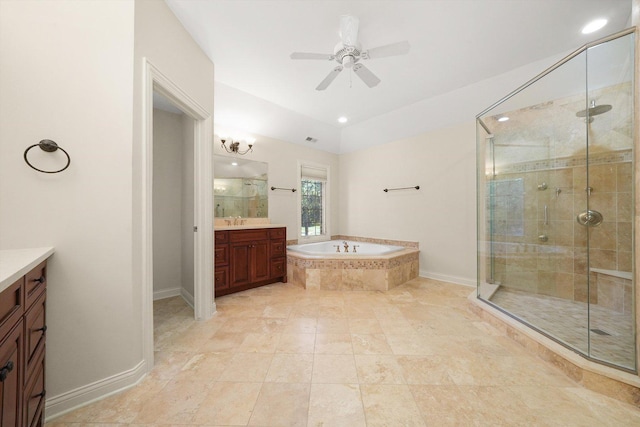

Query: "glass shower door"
<box><xmin>584</xmin><ymin>33</ymin><xmax>635</xmax><ymax>370</ymax></box>
<box><xmin>477</xmin><ymin>29</ymin><xmax>636</xmax><ymax>371</ymax></box>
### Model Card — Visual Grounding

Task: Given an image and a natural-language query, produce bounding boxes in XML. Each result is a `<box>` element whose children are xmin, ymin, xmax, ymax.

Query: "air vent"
<box><xmin>305</xmin><ymin>137</ymin><xmax>318</xmax><ymax>143</ymax></box>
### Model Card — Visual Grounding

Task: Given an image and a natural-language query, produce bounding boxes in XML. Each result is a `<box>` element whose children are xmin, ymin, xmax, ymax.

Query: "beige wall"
<box><xmin>213</xmin><ymin>132</ymin><xmax>340</xmax><ymax>242</ymax></box>
<box><xmin>0</xmin><ymin>0</ymin><xmax>137</xmax><ymax>401</ymax></box>
<box><xmin>153</xmin><ymin>109</ymin><xmax>185</xmax><ymax>297</ymax></box>
<box><xmin>0</xmin><ymin>0</ymin><xmax>214</xmax><ymax>418</ymax></box>
<box><xmin>339</xmin><ymin>122</ymin><xmax>477</xmax><ymax>285</ymax></box>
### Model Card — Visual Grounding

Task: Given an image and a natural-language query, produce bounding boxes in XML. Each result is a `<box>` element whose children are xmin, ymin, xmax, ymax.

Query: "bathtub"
<box><xmin>287</xmin><ymin>238</ymin><xmax>419</xmax><ymax>291</ymax></box>
<box><xmin>287</xmin><ymin>240</ymin><xmax>404</xmax><ymax>257</ymax></box>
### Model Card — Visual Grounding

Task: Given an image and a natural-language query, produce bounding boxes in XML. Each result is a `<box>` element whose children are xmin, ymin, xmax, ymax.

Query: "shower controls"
<box><xmin>577</xmin><ymin>210</ymin><xmax>603</xmax><ymax>227</ymax></box>
<box><xmin>538</xmin><ymin>235</ymin><xmax>548</xmax><ymax>242</ymax></box>
<box><xmin>537</xmin><ymin>183</ymin><xmax>548</xmax><ymax>190</ymax></box>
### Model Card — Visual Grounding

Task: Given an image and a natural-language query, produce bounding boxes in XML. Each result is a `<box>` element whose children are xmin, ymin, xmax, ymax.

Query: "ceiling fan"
<box><xmin>290</xmin><ymin>15</ymin><xmax>410</xmax><ymax>91</ymax></box>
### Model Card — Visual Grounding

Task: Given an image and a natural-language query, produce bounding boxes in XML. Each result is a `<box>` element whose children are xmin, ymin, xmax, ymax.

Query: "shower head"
<box><xmin>576</xmin><ymin>100</ymin><xmax>612</xmax><ymax>118</ymax></box>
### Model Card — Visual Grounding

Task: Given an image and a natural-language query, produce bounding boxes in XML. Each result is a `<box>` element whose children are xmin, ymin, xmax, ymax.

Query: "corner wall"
<box><xmin>152</xmin><ymin>109</ymin><xmax>185</xmax><ymax>299</ymax></box>
<box><xmin>0</xmin><ymin>0</ymin><xmax>215</xmax><ymax>420</ymax></box>
<box><xmin>0</xmin><ymin>0</ymin><xmax>138</xmax><ymax>408</ymax></box>
<box><xmin>213</xmin><ymin>132</ymin><xmax>340</xmax><ymax>242</ymax></box>
<box><xmin>338</xmin><ymin>122</ymin><xmax>477</xmax><ymax>285</ymax></box>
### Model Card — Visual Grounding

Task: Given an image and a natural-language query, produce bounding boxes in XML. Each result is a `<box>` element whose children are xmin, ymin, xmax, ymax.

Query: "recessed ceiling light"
<box><xmin>231</xmin><ymin>162</ymin><xmax>238</xmax><ymax>166</ymax></box>
<box><xmin>338</xmin><ymin>116</ymin><xmax>348</xmax><ymax>123</ymax></box>
<box><xmin>582</xmin><ymin>19</ymin><xmax>607</xmax><ymax>34</ymax></box>
<box><xmin>498</xmin><ymin>117</ymin><xmax>509</xmax><ymax>122</ymax></box>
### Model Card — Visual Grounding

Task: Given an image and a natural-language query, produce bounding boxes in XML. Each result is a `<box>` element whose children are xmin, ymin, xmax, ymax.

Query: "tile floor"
<box><xmin>48</xmin><ymin>278</ymin><xmax>640</xmax><ymax>426</ymax></box>
<box><xmin>491</xmin><ymin>287</ymin><xmax>635</xmax><ymax>369</ymax></box>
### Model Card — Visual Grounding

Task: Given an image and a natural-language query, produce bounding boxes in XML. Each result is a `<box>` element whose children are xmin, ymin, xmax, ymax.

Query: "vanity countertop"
<box><xmin>215</xmin><ymin>224</ymin><xmax>287</xmax><ymax>231</ymax></box>
<box><xmin>0</xmin><ymin>247</ymin><xmax>55</xmax><ymax>293</ymax></box>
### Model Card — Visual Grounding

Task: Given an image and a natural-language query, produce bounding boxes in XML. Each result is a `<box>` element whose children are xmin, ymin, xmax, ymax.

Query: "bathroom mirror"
<box><xmin>214</xmin><ymin>155</ymin><xmax>268</xmax><ymax>218</ymax></box>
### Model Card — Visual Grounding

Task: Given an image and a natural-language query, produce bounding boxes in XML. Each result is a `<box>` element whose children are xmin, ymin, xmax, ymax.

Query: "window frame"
<box><xmin>297</xmin><ymin>161</ymin><xmax>330</xmax><ymax>242</ymax></box>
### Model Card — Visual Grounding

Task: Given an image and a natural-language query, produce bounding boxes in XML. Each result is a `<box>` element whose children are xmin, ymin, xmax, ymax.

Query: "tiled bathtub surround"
<box><xmin>332</xmin><ymin>235</ymin><xmax>420</xmax><ymax>248</ymax></box>
<box><xmin>287</xmin><ymin>245</ymin><xmax>419</xmax><ymax>291</ymax></box>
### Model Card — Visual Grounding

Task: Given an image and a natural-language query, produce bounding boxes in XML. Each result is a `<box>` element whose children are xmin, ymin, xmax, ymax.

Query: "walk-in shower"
<box><xmin>477</xmin><ymin>29</ymin><xmax>636</xmax><ymax>371</ymax></box>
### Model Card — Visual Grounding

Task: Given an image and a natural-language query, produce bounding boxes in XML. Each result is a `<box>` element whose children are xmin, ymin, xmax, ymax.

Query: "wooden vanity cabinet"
<box><xmin>214</xmin><ymin>231</ymin><xmax>230</xmax><ymax>292</ymax></box>
<box><xmin>214</xmin><ymin>227</ymin><xmax>287</xmax><ymax>296</ymax></box>
<box><xmin>0</xmin><ymin>261</ymin><xmax>47</xmax><ymax>427</ymax></box>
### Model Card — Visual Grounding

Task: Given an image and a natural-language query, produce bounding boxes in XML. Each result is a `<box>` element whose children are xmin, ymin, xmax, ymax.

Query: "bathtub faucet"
<box><xmin>343</xmin><ymin>241</ymin><xmax>349</xmax><ymax>253</ymax></box>
<box><xmin>333</xmin><ymin>245</ymin><xmax>341</xmax><ymax>253</ymax></box>
<box><xmin>353</xmin><ymin>245</ymin><xmax>359</xmax><ymax>253</ymax></box>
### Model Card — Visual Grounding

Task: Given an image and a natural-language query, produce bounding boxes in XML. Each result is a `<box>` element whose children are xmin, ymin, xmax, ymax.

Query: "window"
<box><xmin>299</xmin><ymin>163</ymin><xmax>328</xmax><ymax>238</ymax></box>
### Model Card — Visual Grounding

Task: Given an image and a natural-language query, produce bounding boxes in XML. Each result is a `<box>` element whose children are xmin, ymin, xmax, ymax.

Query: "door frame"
<box><xmin>141</xmin><ymin>58</ymin><xmax>214</xmax><ymax>372</ymax></box>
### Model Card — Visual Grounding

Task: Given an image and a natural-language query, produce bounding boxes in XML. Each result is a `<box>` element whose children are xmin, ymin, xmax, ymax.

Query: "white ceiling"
<box><xmin>165</xmin><ymin>0</ymin><xmax>632</xmax><ymax>152</ymax></box>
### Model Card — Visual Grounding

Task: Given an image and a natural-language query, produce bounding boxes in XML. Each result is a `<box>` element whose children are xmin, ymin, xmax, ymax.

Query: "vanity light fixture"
<box><xmin>220</xmin><ymin>136</ymin><xmax>255</xmax><ymax>155</ymax></box>
<box><xmin>582</xmin><ymin>18</ymin><xmax>607</xmax><ymax>34</ymax></box>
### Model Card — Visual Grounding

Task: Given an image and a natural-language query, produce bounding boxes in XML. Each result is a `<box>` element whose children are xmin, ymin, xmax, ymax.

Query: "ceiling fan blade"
<box><xmin>363</xmin><ymin>41</ymin><xmax>410</xmax><ymax>59</ymax></box>
<box><xmin>290</xmin><ymin>52</ymin><xmax>335</xmax><ymax>60</ymax></box>
<box><xmin>339</xmin><ymin>15</ymin><xmax>359</xmax><ymax>46</ymax></box>
<box><xmin>316</xmin><ymin>66</ymin><xmax>343</xmax><ymax>91</ymax></box>
<box><xmin>353</xmin><ymin>63</ymin><xmax>381</xmax><ymax>88</ymax></box>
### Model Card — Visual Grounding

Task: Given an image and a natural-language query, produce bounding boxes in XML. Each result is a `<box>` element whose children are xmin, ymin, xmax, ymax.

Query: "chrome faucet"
<box><xmin>352</xmin><ymin>245</ymin><xmax>359</xmax><ymax>253</ymax></box>
<box><xmin>333</xmin><ymin>245</ymin><xmax>341</xmax><ymax>253</ymax></box>
<box><xmin>343</xmin><ymin>241</ymin><xmax>349</xmax><ymax>253</ymax></box>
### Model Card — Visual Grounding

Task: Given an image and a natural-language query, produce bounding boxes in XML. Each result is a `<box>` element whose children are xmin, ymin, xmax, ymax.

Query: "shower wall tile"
<box><xmin>589</xmin><ymin>249</ymin><xmax>617</xmax><ymax>271</ymax></box>
<box><xmin>588</xmin><ymin>192</ymin><xmax>616</xmax><ymax>223</ymax></box>
<box><xmin>617</xmin><ymin>251</ymin><xmax>632</xmax><ymax>273</ymax></box>
<box><xmin>573</xmin><ymin>249</ymin><xmax>588</xmax><ymax>275</ymax></box>
<box><xmin>589</xmin><ymin>222</ymin><xmax>617</xmax><ymax>251</ymax></box>
<box><xmin>617</xmin><ymin>192</ymin><xmax>632</xmax><ymax>221</ymax></box>
<box><xmin>617</xmin><ymin>162</ymin><xmax>632</xmax><ymax>192</ymax></box>
<box><xmin>589</xmin><ymin>164</ymin><xmax>617</xmax><ymax>191</ymax></box>
<box><xmin>596</xmin><ymin>275</ymin><xmax>627</xmax><ymax>313</ymax></box>
<box><xmin>573</xmin><ymin>225</ymin><xmax>588</xmax><ymax>248</ymax></box>
<box><xmin>573</xmin><ymin>274</ymin><xmax>590</xmax><ymax>303</ymax></box>
<box><xmin>552</xmin><ymin>221</ymin><xmax>574</xmax><ymax>247</ymax></box>
<box><xmin>555</xmin><ymin>272</ymin><xmax>575</xmax><ymax>300</ymax></box>
<box><xmin>553</xmin><ymin>195</ymin><xmax>575</xmax><ymax>220</ymax></box>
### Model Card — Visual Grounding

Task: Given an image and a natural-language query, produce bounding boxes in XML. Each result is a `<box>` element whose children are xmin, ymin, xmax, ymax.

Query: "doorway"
<box><xmin>142</xmin><ymin>59</ymin><xmax>214</xmax><ymax>372</ymax></box>
<box><xmin>152</xmin><ymin>92</ymin><xmax>195</xmax><ymax>340</ymax></box>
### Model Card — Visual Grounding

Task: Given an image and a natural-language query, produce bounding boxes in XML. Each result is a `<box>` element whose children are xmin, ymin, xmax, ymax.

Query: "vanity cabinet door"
<box><xmin>251</xmin><ymin>241</ymin><xmax>270</xmax><ymax>283</ymax></box>
<box><xmin>214</xmin><ymin>267</ymin><xmax>229</xmax><ymax>291</ymax></box>
<box><xmin>230</xmin><ymin>243</ymin><xmax>251</xmax><ymax>287</ymax></box>
<box><xmin>230</xmin><ymin>240</ymin><xmax>269</xmax><ymax>287</ymax></box>
<box><xmin>270</xmin><ymin>258</ymin><xmax>286</xmax><ymax>279</ymax></box>
<box><xmin>0</xmin><ymin>322</ymin><xmax>23</xmax><ymax>427</ymax></box>
<box><xmin>214</xmin><ymin>245</ymin><xmax>229</xmax><ymax>266</ymax></box>
<box><xmin>22</xmin><ymin>347</ymin><xmax>44</xmax><ymax>427</ymax></box>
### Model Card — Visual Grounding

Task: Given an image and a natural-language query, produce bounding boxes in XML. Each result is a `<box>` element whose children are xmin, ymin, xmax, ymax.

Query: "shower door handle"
<box><xmin>577</xmin><ymin>210</ymin><xmax>603</xmax><ymax>227</ymax></box>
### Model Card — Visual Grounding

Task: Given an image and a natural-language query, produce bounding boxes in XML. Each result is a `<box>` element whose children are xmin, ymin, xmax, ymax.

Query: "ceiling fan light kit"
<box><xmin>290</xmin><ymin>14</ymin><xmax>410</xmax><ymax>91</ymax></box>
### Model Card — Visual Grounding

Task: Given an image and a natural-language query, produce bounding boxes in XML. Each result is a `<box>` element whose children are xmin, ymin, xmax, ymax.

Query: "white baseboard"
<box><xmin>181</xmin><ymin>288</ymin><xmax>194</xmax><ymax>308</ymax></box>
<box><xmin>153</xmin><ymin>287</ymin><xmax>181</xmax><ymax>300</ymax></box>
<box><xmin>45</xmin><ymin>359</ymin><xmax>147</xmax><ymax>422</ymax></box>
<box><xmin>419</xmin><ymin>270</ymin><xmax>476</xmax><ymax>287</ymax></box>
